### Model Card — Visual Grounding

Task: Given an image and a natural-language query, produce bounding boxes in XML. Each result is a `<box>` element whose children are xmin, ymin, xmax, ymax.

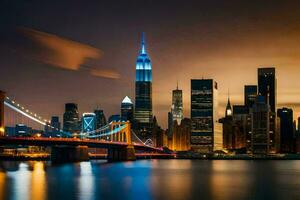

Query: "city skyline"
<box><xmin>2</xmin><ymin>1</ymin><xmax>300</xmax><ymax>128</ymax></box>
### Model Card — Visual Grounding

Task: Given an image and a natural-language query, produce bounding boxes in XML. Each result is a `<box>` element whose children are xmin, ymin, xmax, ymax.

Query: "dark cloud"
<box><xmin>19</xmin><ymin>27</ymin><xmax>120</xmax><ymax>79</ymax></box>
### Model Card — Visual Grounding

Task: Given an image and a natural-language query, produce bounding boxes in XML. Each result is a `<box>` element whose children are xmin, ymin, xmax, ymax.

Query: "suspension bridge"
<box><xmin>0</xmin><ymin>90</ymin><xmax>171</xmax><ymax>162</ymax></box>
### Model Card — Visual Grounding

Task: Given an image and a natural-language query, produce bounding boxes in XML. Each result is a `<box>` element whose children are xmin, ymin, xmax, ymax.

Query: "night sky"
<box><xmin>1</xmin><ymin>0</ymin><xmax>300</xmax><ymax>128</ymax></box>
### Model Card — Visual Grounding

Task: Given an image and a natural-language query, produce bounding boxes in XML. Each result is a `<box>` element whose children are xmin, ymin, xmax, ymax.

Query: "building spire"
<box><xmin>225</xmin><ymin>88</ymin><xmax>232</xmax><ymax>117</ymax></box>
<box><xmin>141</xmin><ymin>32</ymin><xmax>146</xmax><ymax>54</ymax></box>
<box><xmin>176</xmin><ymin>80</ymin><xmax>179</xmax><ymax>90</ymax></box>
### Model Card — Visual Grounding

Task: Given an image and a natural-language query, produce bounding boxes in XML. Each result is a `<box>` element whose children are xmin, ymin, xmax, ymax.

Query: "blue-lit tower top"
<box><xmin>136</xmin><ymin>32</ymin><xmax>152</xmax><ymax>82</ymax></box>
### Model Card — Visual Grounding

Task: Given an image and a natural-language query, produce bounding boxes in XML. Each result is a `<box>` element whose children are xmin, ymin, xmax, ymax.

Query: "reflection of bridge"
<box><xmin>0</xmin><ymin>90</ymin><xmax>169</xmax><ymax>162</ymax></box>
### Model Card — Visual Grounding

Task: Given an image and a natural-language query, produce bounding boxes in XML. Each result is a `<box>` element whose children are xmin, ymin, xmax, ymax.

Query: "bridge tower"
<box><xmin>0</xmin><ymin>90</ymin><xmax>5</xmax><ymax>137</ymax></box>
<box><xmin>107</xmin><ymin>121</ymin><xmax>136</xmax><ymax>161</ymax></box>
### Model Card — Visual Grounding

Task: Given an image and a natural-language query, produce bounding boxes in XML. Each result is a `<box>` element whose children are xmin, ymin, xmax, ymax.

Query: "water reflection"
<box><xmin>31</xmin><ymin>162</ymin><xmax>46</xmax><ymax>200</ymax></box>
<box><xmin>150</xmin><ymin>160</ymin><xmax>192</xmax><ymax>200</ymax></box>
<box><xmin>7</xmin><ymin>163</ymin><xmax>31</xmax><ymax>200</ymax></box>
<box><xmin>210</xmin><ymin>161</ymin><xmax>253</xmax><ymax>200</ymax></box>
<box><xmin>0</xmin><ymin>160</ymin><xmax>300</xmax><ymax>200</ymax></box>
<box><xmin>78</xmin><ymin>162</ymin><xmax>94</xmax><ymax>200</ymax></box>
<box><xmin>0</xmin><ymin>171</ymin><xmax>6</xmax><ymax>200</ymax></box>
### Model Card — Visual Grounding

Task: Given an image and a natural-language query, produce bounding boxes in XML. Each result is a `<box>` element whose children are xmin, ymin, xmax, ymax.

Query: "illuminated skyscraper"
<box><xmin>121</xmin><ymin>96</ymin><xmax>134</xmax><ymax>122</ymax></box>
<box><xmin>134</xmin><ymin>33</ymin><xmax>153</xmax><ymax>136</ymax></box>
<box><xmin>171</xmin><ymin>84</ymin><xmax>183</xmax><ymax>125</ymax></box>
<box><xmin>63</xmin><ymin>103</ymin><xmax>80</xmax><ymax>133</ymax></box>
<box><xmin>190</xmin><ymin>79</ymin><xmax>221</xmax><ymax>153</ymax></box>
<box><xmin>82</xmin><ymin>113</ymin><xmax>96</xmax><ymax>133</ymax></box>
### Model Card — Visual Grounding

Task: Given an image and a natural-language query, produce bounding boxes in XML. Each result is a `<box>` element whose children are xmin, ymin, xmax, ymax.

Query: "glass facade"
<box><xmin>258</xmin><ymin>67</ymin><xmax>277</xmax><ymax>152</ymax></box>
<box><xmin>190</xmin><ymin>79</ymin><xmax>221</xmax><ymax>152</ymax></box>
<box><xmin>63</xmin><ymin>103</ymin><xmax>80</xmax><ymax>133</ymax></box>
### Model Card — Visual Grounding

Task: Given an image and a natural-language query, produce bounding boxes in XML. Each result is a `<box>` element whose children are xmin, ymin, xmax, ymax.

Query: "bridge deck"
<box><xmin>0</xmin><ymin>137</ymin><xmax>163</xmax><ymax>152</ymax></box>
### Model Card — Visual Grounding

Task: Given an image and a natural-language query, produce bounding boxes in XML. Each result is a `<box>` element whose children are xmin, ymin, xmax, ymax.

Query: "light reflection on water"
<box><xmin>1</xmin><ymin>160</ymin><xmax>300</xmax><ymax>200</ymax></box>
<box><xmin>78</xmin><ymin>162</ymin><xmax>94</xmax><ymax>200</ymax></box>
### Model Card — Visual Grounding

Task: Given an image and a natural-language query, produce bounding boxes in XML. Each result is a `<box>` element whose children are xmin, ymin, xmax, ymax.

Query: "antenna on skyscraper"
<box><xmin>141</xmin><ymin>32</ymin><xmax>146</xmax><ymax>54</ymax></box>
<box><xmin>267</xmin><ymin>85</ymin><xmax>270</xmax><ymax>106</ymax></box>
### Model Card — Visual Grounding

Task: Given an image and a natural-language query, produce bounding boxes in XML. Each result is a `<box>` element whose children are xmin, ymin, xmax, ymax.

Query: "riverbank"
<box><xmin>2</xmin><ymin>152</ymin><xmax>300</xmax><ymax>161</ymax></box>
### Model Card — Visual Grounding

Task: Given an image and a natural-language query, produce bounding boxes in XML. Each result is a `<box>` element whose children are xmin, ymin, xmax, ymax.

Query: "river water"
<box><xmin>0</xmin><ymin>160</ymin><xmax>299</xmax><ymax>200</ymax></box>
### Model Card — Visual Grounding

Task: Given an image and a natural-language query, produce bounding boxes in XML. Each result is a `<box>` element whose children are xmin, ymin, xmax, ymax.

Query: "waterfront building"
<box><xmin>277</xmin><ymin>107</ymin><xmax>295</xmax><ymax>153</ymax></box>
<box><xmin>232</xmin><ymin>105</ymin><xmax>250</xmax><ymax>151</ymax></box>
<box><xmin>190</xmin><ymin>79</ymin><xmax>221</xmax><ymax>153</ymax></box>
<box><xmin>258</xmin><ymin>67</ymin><xmax>277</xmax><ymax>152</ymax></box>
<box><xmin>220</xmin><ymin>98</ymin><xmax>249</xmax><ymax>152</ymax></box>
<box><xmin>152</xmin><ymin>116</ymin><xmax>165</xmax><ymax>147</ymax></box>
<box><xmin>5</xmin><ymin>127</ymin><xmax>15</xmax><ymax>137</ymax></box>
<box><xmin>82</xmin><ymin>113</ymin><xmax>96</xmax><ymax>133</ymax></box>
<box><xmin>63</xmin><ymin>103</ymin><xmax>80</xmax><ymax>133</ymax></box>
<box><xmin>251</xmin><ymin>95</ymin><xmax>270</xmax><ymax>154</ymax></box>
<box><xmin>134</xmin><ymin>33</ymin><xmax>153</xmax><ymax>138</ymax></box>
<box><xmin>168</xmin><ymin>118</ymin><xmax>191</xmax><ymax>151</ymax></box>
<box><xmin>94</xmin><ymin>109</ymin><xmax>106</xmax><ymax>129</ymax></box>
<box><xmin>244</xmin><ymin>85</ymin><xmax>257</xmax><ymax>108</ymax></box>
<box><xmin>121</xmin><ymin>96</ymin><xmax>134</xmax><ymax>122</ymax></box>
<box><xmin>220</xmin><ymin>98</ymin><xmax>234</xmax><ymax>150</ymax></box>
<box><xmin>15</xmin><ymin>124</ymin><xmax>31</xmax><ymax>137</ymax></box>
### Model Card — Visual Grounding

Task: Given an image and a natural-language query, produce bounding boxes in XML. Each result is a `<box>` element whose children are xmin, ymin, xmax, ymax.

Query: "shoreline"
<box><xmin>2</xmin><ymin>154</ymin><xmax>300</xmax><ymax>161</ymax></box>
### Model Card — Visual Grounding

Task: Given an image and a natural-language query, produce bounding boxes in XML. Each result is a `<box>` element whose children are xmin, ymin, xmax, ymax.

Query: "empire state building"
<box><xmin>134</xmin><ymin>33</ymin><xmax>153</xmax><ymax>136</ymax></box>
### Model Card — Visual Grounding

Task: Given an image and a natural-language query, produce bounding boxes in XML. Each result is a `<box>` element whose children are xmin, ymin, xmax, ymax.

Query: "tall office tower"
<box><xmin>121</xmin><ymin>96</ymin><xmax>134</xmax><ymax>122</ymax></box>
<box><xmin>251</xmin><ymin>95</ymin><xmax>270</xmax><ymax>155</ymax></box>
<box><xmin>190</xmin><ymin>79</ymin><xmax>221</xmax><ymax>153</ymax></box>
<box><xmin>277</xmin><ymin>107</ymin><xmax>295</xmax><ymax>153</ymax></box>
<box><xmin>258</xmin><ymin>67</ymin><xmax>277</xmax><ymax>152</ymax></box>
<box><xmin>82</xmin><ymin>113</ymin><xmax>96</xmax><ymax>133</ymax></box>
<box><xmin>258</xmin><ymin>68</ymin><xmax>276</xmax><ymax>112</ymax></box>
<box><xmin>63</xmin><ymin>103</ymin><xmax>80</xmax><ymax>133</ymax></box>
<box><xmin>134</xmin><ymin>33</ymin><xmax>153</xmax><ymax>137</ymax></box>
<box><xmin>171</xmin><ymin>84</ymin><xmax>183</xmax><ymax>125</ymax></box>
<box><xmin>244</xmin><ymin>85</ymin><xmax>257</xmax><ymax>108</ymax></box>
<box><xmin>94</xmin><ymin>109</ymin><xmax>106</xmax><ymax>129</ymax></box>
<box><xmin>0</xmin><ymin>90</ymin><xmax>5</xmax><ymax>136</ymax></box>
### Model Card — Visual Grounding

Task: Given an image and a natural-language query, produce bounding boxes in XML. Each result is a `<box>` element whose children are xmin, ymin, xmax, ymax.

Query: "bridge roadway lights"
<box><xmin>51</xmin><ymin>146</ymin><xmax>89</xmax><ymax>163</ymax></box>
<box><xmin>107</xmin><ymin>144</ymin><xmax>136</xmax><ymax>162</ymax></box>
